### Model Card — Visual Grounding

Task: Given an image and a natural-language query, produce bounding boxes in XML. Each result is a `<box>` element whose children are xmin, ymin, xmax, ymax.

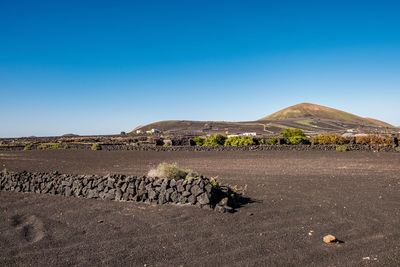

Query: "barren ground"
<box><xmin>0</xmin><ymin>150</ymin><xmax>399</xmax><ymax>266</ymax></box>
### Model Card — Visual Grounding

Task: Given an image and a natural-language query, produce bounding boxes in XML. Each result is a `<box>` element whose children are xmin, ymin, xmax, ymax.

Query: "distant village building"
<box><xmin>146</xmin><ymin>128</ymin><xmax>160</xmax><ymax>134</ymax></box>
<box><xmin>341</xmin><ymin>133</ymin><xmax>354</xmax><ymax>138</ymax></box>
<box><xmin>136</xmin><ymin>130</ymin><xmax>142</xmax><ymax>134</ymax></box>
<box><xmin>242</xmin><ymin>132</ymin><xmax>257</xmax><ymax>136</ymax></box>
<box><xmin>227</xmin><ymin>133</ymin><xmax>257</xmax><ymax>138</ymax></box>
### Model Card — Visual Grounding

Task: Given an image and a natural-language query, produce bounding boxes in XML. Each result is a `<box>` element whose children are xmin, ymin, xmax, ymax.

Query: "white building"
<box><xmin>146</xmin><ymin>128</ymin><xmax>160</xmax><ymax>134</ymax></box>
<box><xmin>242</xmin><ymin>132</ymin><xmax>257</xmax><ymax>136</ymax></box>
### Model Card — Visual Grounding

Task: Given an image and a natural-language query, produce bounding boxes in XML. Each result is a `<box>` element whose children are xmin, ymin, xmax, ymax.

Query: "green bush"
<box><xmin>63</xmin><ymin>144</ymin><xmax>69</xmax><ymax>149</ymax></box>
<box><xmin>36</xmin><ymin>143</ymin><xmax>60</xmax><ymax>150</ymax></box>
<box><xmin>193</xmin><ymin>137</ymin><xmax>205</xmax><ymax>146</ymax></box>
<box><xmin>147</xmin><ymin>162</ymin><xmax>195</xmax><ymax>180</ymax></box>
<box><xmin>203</xmin><ymin>134</ymin><xmax>227</xmax><ymax>146</ymax></box>
<box><xmin>37</xmin><ymin>144</ymin><xmax>48</xmax><ymax>150</ymax></box>
<box><xmin>269</xmin><ymin>136</ymin><xmax>279</xmax><ymax>145</ymax></box>
<box><xmin>23</xmin><ymin>144</ymin><xmax>32</xmax><ymax>151</ymax></box>
<box><xmin>286</xmin><ymin>135</ymin><xmax>308</xmax><ymax>145</ymax></box>
<box><xmin>259</xmin><ymin>138</ymin><xmax>267</xmax><ymax>145</ymax></box>
<box><xmin>281</xmin><ymin>128</ymin><xmax>308</xmax><ymax>145</ymax></box>
<box><xmin>336</xmin><ymin>145</ymin><xmax>348</xmax><ymax>152</ymax></box>
<box><xmin>91</xmin><ymin>143</ymin><xmax>101</xmax><ymax>150</ymax></box>
<box><xmin>224</xmin><ymin>136</ymin><xmax>254</xmax><ymax>146</ymax></box>
<box><xmin>311</xmin><ymin>134</ymin><xmax>350</xmax><ymax>145</ymax></box>
<box><xmin>281</xmin><ymin>128</ymin><xmax>306</xmax><ymax>139</ymax></box>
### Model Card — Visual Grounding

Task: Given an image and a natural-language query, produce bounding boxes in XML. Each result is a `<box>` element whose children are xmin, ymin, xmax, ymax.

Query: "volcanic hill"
<box><xmin>133</xmin><ymin>103</ymin><xmax>396</xmax><ymax>136</ymax></box>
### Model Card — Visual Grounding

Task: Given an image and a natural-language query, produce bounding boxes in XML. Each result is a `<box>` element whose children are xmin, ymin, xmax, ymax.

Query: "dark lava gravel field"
<box><xmin>0</xmin><ymin>150</ymin><xmax>399</xmax><ymax>266</ymax></box>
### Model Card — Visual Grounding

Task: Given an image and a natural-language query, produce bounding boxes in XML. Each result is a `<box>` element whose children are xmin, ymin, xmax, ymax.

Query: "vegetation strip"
<box><xmin>1</xmin><ymin>128</ymin><xmax>398</xmax><ymax>152</ymax></box>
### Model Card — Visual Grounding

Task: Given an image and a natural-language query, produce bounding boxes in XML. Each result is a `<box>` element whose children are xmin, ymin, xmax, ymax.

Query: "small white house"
<box><xmin>227</xmin><ymin>134</ymin><xmax>239</xmax><ymax>138</ymax></box>
<box><xmin>136</xmin><ymin>130</ymin><xmax>142</xmax><ymax>134</ymax></box>
<box><xmin>146</xmin><ymin>128</ymin><xmax>160</xmax><ymax>134</ymax></box>
<box><xmin>341</xmin><ymin>133</ymin><xmax>354</xmax><ymax>138</ymax></box>
<box><xmin>242</xmin><ymin>132</ymin><xmax>257</xmax><ymax>136</ymax></box>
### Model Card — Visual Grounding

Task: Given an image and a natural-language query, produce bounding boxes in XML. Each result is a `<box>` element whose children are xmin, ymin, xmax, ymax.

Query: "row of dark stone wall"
<box><xmin>1</xmin><ymin>143</ymin><xmax>399</xmax><ymax>152</ymax></box>
<box><xmin>0</xmin><ymin>171</ymin><xmax>237</xmax><ymax>213</ymax></box>
<box><xmin>102</xmin><ymin>144</ymin><xmax>398</xmax><ymax>152</ymax></box>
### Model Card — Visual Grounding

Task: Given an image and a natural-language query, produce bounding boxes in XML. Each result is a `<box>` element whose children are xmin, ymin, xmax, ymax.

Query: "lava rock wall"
<box><xmin>1</xmin><ymin>143</ymin><xmax>399</xmax><ymax>152</ymax></box>
<box><xmin>0</xmin><ymin>171</ymin><xmax>235</xmax><ymax>212</ymax></box>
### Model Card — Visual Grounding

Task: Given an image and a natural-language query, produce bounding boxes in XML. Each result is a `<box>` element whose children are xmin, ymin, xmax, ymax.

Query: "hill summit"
<box><xmin>258</xmin><ymin>103</ymin><xmax>393</xmax><ymax>127</ymax></box>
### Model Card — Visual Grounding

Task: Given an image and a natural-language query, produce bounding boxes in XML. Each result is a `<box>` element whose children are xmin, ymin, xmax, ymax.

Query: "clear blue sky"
<box><xmin>1</xmin><ymin>0</ymin><xmax>399</xmax><ymax>137</ymax></box>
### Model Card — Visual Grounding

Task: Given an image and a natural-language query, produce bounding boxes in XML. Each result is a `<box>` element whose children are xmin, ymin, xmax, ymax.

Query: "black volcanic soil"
<box><xmin>1</xmin><ymin>150</ymin><xmax>399</xmax><ymax>266</ymax></box>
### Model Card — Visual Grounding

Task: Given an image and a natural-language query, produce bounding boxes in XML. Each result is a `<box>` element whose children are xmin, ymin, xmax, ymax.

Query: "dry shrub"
<box><xmin>336</xmin><ymin>145</ymin><xmax>348</xmax><ymax>152</ymax></box>
<box><xmin>148</xmin><ymin>162</ymin><xmax>195</xmax><ymax>180</ymax></box>
<box><xmin>91</xmin><ymin>143</ymin><xmax>101</xmax><ymax>150</ymax></box>
<box><xmin>355</xmin><ymin>135</ymin><xmax>392</xmax><ymax>146</ymax></box>
<box><xmin>23</xmin><ymin>144</ymin><xmax>32</xmax><ymax>151</ymax></box>
<box><xmin>311</xmin><ymin>134</ymin><xmax>350</xmax><ymax>145</ymax></box>
<box><xmin>37</xmin><ymin>144</ymin><xmax>48</xmax><ymax>150</ymax></box>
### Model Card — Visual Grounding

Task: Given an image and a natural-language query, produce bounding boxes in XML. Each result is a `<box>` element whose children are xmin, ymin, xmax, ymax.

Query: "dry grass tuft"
<box><xmin>147</xmin><ymin>162</ymin><xmax>195</xmax><ymax>180</ymax></box>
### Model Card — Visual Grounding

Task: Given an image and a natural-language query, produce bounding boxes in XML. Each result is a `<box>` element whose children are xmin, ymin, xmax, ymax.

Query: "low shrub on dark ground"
<box><xmin>312</xmin><ymin>134</ymin><xmax>351</xmax><ymax>145</ymax></box>
<box><xmin>355</xmin><ymin>135</ymin><xmax>393</xmax><ymax>146</ymax></box>
<box><xmin>224</xmin><ymin>136</ymin><xmax>254</xmax><ymax>146</ymax></box>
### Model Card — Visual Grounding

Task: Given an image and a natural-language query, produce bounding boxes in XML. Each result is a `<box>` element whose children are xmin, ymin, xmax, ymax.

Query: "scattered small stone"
<box><xmin>201</xmin><ymin>204</ymin><xmax>213</xmax><ymax>210</ymax></box>
<box><xmin>215</xmin><ymin>205</ymin><xmax>226</xmax><ymax>213</ymax></box>
<box><xmin>323</xmin><ymin>234</ymin><xmax>338</xmax><ymax>243</ymax></box>
<box><xmin>224</xmin><ymin>206</ymin><xmax>233</xmax><ymax>213</ymax></box>
<box><xmin>362</xmin><ymin>256</ymin><xmax>378</xmax><ymax>261</ymax></box>
<box><xmin>218</xmin><ymin>197</ymin><xmax>229</xmax><ymax>206</ymax></box>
